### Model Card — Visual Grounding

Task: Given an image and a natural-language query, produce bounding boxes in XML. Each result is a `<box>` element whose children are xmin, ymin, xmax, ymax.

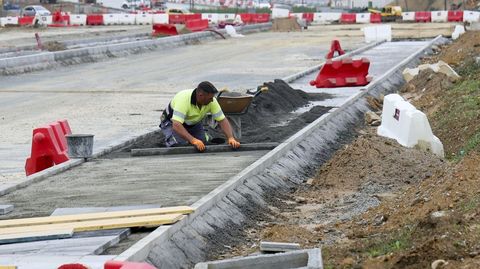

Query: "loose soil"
<box><xmin>212</xmin><ymin>31</ymin><xmax>480</xmax><ymax>268</ymax></box>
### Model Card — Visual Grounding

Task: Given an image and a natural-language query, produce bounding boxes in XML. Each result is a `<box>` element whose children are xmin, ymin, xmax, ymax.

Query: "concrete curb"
<box><xmin>113</xmin><ymin>38</ymin><xmax>444</xmax><ymax>267</ymax></box>
<box><xmin>194</xmin><ymin>248</ymin><xmax>322</xmax><ymax>269</ymax></box>
<box><xmin>0</xmin><ymin>23</ymin><xmax>271</xmax><ymax>76</ymax></box>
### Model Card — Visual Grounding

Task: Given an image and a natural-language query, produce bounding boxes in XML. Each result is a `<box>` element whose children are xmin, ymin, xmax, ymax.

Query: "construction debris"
<box><xmin>364</xmin><ymin>111</ymin><xmax>381</xmax><ymax>126</ymax></box>
<box><xmin>402</xmin><ymin>61</ymin><xmax>461</xmax><ymax>82</ymax></box>
<box><xmin>272</xmin><ymin>18</ymin><xmax>302</xmax><ymax>32</ymax></box>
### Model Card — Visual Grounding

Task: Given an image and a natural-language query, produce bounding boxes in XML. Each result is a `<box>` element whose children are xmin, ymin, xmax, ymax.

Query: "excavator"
<box><xmin>368</xmin><ymin>5</ymin><xmax>402</xmax><ymax>22</ymax></box>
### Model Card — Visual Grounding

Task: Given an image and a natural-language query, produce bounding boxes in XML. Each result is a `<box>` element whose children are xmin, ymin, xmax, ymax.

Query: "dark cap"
<box><xmin>197</xmin><ymin>81</ymin><xmax>218</xmax><ymax>94</ymax></box>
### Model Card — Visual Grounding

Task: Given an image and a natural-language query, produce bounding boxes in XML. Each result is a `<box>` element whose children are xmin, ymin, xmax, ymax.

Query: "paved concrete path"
<box><xmin>0</xmin><ymin>150</ymin><xmax>267</xmax><ymax>219</ymax></box>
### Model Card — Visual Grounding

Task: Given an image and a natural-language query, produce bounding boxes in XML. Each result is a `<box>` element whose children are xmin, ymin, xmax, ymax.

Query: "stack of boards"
<box><xmin>0</xmin><ymin>206</ymin><xmax>194</xmax><ymax>244</ymax></box>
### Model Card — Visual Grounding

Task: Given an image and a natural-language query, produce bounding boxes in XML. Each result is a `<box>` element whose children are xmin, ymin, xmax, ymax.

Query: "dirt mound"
<box><xmin>272</xmin><ymin>18</ymin><xmax>301</xmax><ymax>32</ymax></box>
<box><xmin>438</xmin><ymin>31</ymin><xmax>480</xmax><ymax>66</ymax></box>
<box><xmin>238</xmin><ymin>79</ymin><xmax>332</xmax><ymax>143</ymax></box>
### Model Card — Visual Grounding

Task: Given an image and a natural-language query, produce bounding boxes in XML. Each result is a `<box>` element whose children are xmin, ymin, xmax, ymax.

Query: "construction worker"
<box><xmin>160</xmin><ymin>81</ymin><xmax>241</xmax><ymax>152</ymax></box>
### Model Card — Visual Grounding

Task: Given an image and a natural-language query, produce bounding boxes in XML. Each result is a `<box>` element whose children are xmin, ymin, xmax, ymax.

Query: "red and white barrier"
<box><xmin>136</xmin><ymin>12</ymin><xmax>153</xmax><ymax>25</ymax></box>
<box><xmin>0</xmin><ymin>16</ymin><xmax>18</xmax><ymax>26</ymax></box>
<box><xmin>153</xmin><ymin>13</ymin><xmax>169</xmax><ymax>24</ymax></box>
<box><xmin>201</xmin><ymin>13</ymin><xmax>219</xmax><ymax>23</ymax></box>
<box><xmin>402</xmin><ymin>12</ymin><xmax>415</xmax><ymax>21</ymax></box>
<box><xmin>217</xmin><ymin>13</ymin><xmax>235</xmax><ymax>22</ymax></box>
<box><xmin>431</xmin><ymin>11</ymin><xmax>448</xmax><ymax>22</ymax></box>
<box><xmin>313</xmin><ymin>12</ymin><xmax>341</xmax><ymax>24</ymax></box>
<box><xmin>103</xmin><ymin>14</ymin><xmax>120</xmax><ymax>25</ymax></box>
<box><xmin>464</xmin><ymin>10</ymin><xmax>480</xmax><ymax>23</ymax></box>
<box><xmin>70</xmin><ymin>14</ymin><xmax>87</xmax><ymax>26</ymax></box>
<box><xmin>356</xmin><ymin>13</ymin><xmax>370</xmax><ymax>23</ymax></box>
<box><xmin>118</xmin><ymin>13</ymin><xmax>136</xmax><ymax>25</ymax></box>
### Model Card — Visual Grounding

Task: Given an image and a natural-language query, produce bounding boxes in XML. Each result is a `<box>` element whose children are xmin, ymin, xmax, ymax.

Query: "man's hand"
<box><xmin>228</xmin><ymin>137</ymin><xmax>240</xmax><ymax>149</ymax></box>
<box><xmin>190</xmin><ymin>138</ymin><xmax>206</xmax><ymax>152</ymax></box>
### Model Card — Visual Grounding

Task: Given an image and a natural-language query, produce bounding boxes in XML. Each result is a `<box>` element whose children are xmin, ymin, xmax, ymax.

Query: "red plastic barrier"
<box><xmin>105</xmin><ymin>261</ymin><xmax>158</xmax><ymax>269</ymax></box>
<box><xmin>87</xmin><ymin>14</ymin><xmax>104</xmax><ymax>25</ymax></box>
<box><xmin>185</xmin><ymin>19</ymin><xmax>208</xmax><ymax>32</ymax></box>
<box><xmin>18</xmin><ymin>16</ymin><xmax>34</xmax><ymax>26</ymax></box>
<box><xmin>184</xmin><ymin>13</ymin><xmax>201</xmax><ymax>22</ymax></box>
<box><xmin>448</xmin><ymin>10</ymin><xmax>463</xmax><ymax>22</ymax></box>
<box><xmin>53</xmin><ymin>11</ymin><xmax>70</xmax><ymax>24</ymax></box>
<box><xmin>58</xmin><ymin>264</ymin><xmax>90</xmax><ymax>269</ymax></box>
<box><xmin>252</xmin><ymin>13</ymin><xmax>270</xmax><ymax>23</ymax></box>
<box><xmin>152</xmin><ymin>23</ymin><xmax>179</xmax><ymax>36</ymax></box>
<box><xmin>168</xmin><ymin>14</ymin><xmax>185</xmax><ymax>24</ymax></box>
<box><xmin>240</xmin><ymin>13</ymin><xmax>253</xmax><ymax>24</ymax></box>
<box><xmin>326</xmin><ymin>39</ymin><xmax>345</xmax><ymax>59</ymax></box>
<box><xmin>25</xmin><ymin>120</ymin><xmax>72</xmax><ymax>176</ymax></box>
<box><xmin>302</xmin><ymin>12</ymin><xmax>314</xmax><ymax>23</ymax></box>
<box><xmin>370</xmin><ymin>13</ymin><xmax>382</xmax><ymax>23</ymax></box>
<box><xmin>415</xmin><ymin>11</ymin><xmax>431</xmax><ymax>22</ymax></box>
<box><xmin>310</xmin><ymin>57</ymin><xmax>372</xmax><ymax>88</ymax></box>
<box><xmin>340</xmin><ymin>13</ymin><xmax>356</xmax><ymax>23</ymax></box>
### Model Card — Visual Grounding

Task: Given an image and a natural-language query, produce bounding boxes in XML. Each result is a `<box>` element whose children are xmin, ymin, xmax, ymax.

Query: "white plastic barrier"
<box><xmin>313</xmin><ymin>12</ymin><xmax>341</xmax><ymax>24</ymax></box>
<box><xmin>452</xmin><ymin>25</ymin><xmax>465</xmax><ymax>40</ymax></box>
<box><xmin>217</xmin><ymin>13</ymin><xmax>235</xmax><ymax>21</ymax></box>
<box><xmin>201</xmin><ymin>13</ymin><xmax>219</xmax><ymax>23</ymax></box>
<box><xmin>103</xmin><ymin>14</ymin><xmax>120</xmax><ymax>25</ymax></box>
<box><xmin>37</xmin><ymin>15</ymin><xmax>53</xmax><ymax>25</ymax></box>
<box><xmin>118</xmin><ymin>13</ymin><xmax>136</xmax><ymax>25</ymax></box>
<box><xmin>0</xmin><ymin>16</ymin><xmax>19</xmax><ymax>26</ymax></box>
<box><xmin>431</xmin><ymin>10</ymin><xmax>448</xmax><ymax>22</ymax></box>
<box><xmin>464</xmin><ymin>10</ymin><xmax>480</xmax><ymax>23</ymax></box>
<box><xmin>153</xmin><ymin>13</ymin><xmax>169</xmax><ymax>24</ymax></box>
<box><xmin>69</xmin><ymin>14</ymin><xmax>87</xmax><ymax>26</ymax></box>
<box><xmin>356</xmin><ymin>13</ymin><xmax>370</xmax><ymax>23</ymax></box>
<box><xmin>272</xmin><ymin>8</ymin><xmax>290</xmax><ymax>18</ymax></box>
<box><xmin>135</xmin><ymin>13</ymin><xmax>153</xmax><ymax>25</ymax></box>
<box><xmin>378</xmin><ymin>94</ymin><xmax>444</xmax><ymax>157</ymax></box>
<box><xmin>402</xmin><ymin>12</ymin><xmax>415</xmax><ymax>21</ymax></box>
<box><xmin>363</xmin><ymin>24</ymin><xmax>392</xmax><ymax>43</ymax></box>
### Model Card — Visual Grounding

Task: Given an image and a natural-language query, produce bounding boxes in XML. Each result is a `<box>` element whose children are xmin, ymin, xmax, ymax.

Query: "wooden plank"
<box><xmin>130</xmin><ymin>142</ymin><xmax>279</xmax><ymax>156</ymax></box>
<box><xmin>0</xmin><ymin>206</ymin><xmax>193</xmax><ymax>229</ymax></box>
<box><xmin>0</xmin><ymin>229</ymin><xmax>73</xmax><ymax>244</ymax></box>
<box><xmin>0</xmin><ymin>214</ymin><xmax>182</xmax><ymax>235</ymax></box>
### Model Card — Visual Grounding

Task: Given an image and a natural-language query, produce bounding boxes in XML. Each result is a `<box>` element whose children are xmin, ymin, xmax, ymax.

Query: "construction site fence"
<box><xmin>1</xmin><ymin>10</ymin><xmax>479</xmax><ymax>27</ymax></box>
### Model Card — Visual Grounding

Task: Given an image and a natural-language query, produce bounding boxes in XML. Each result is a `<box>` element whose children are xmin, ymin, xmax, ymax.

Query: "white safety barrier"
<box><xmin>452</xmin><ymin>25</ymin><xmax>465</xmax><ymax>40</ymax></box>
<box><xmin>118</xmin><ymin>13</ymin><xmax>136</xmax><ymax>25</ymax></box>
<box><xmin>291</xmin><ymin>13</ymin><xmax>303</xmax><ymax>19</ymax></box>
<box><xmin>103</xmin><ymin>14</ymin><xmax>120</xmax><ymax>25</ymax></box>
<box><xmin>152</xmin><ymin>13</ymin><xmax>169</xmax><ymax>24</ymax></box>
<box><xmin>363</xmin><ymin>24</ymin><xmax>392</xmax><ymax>43</ymax></box>
<box><xmin>0</xmin><ymin>16</ymin><xmax>18</xmax><ymax>26</ymax></box>
<box><xmin>402</xmin><ymin>12</ymin><xmax>415</xmax><ymax>21</ymax></box>
<box><xmin>135</xmin><ymin>13</ymin><xmax>153</xmax><ymax>25</ymax></box>
<box><xmin>431</xmin><ymin>10</ymin><xmax>448</xmax><ymax>22</ymax></box>
<box><xmin>69</xmin><ymin>14</ymin><xmax>87</xmax><ymax>26</ymax></box>
<box><xmin>36</xmin><ymin>15</ymin><xmax>53</xmax><ymax>26</ymax></box>
<box><xmin>217</xmin><ymin>13</ymin><xmax>235</xmax><ymax>21</ymax></box>
<box><xmin>272</xmin><ymin>8</ymin><xmax>290</xmax><ymax>18</ymax></box>
<box><xmin>464</xmin><ymin>10</ymin><xmax>480</xmax><ymax>23</ymax></box>
<box><xmin>313</xmin><ymin>12</ymin><xmax>341</xmax><ymax>24</ymax></box>
<box><xmin>378</xmin><ymin>94</ymin><xmax>444</xmax><ymax>157</ymax></box>
<box><xmin>356</xmin><ymin>13</ymin><xmax>370</xmax><ymax>23</ymax></box>
<box><xmin>201</xmin><ymin>13</ymin><xmax>218</xmax><ymax>23</ymax></box>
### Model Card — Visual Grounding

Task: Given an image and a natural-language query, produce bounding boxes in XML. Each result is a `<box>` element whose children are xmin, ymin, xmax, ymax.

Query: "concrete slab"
<box><xmin>260</xmin><ymin>241</ymin><xmax>301</xmax><ymax>253</ymax></box>
<box><xmin>194</xmin><ymin>248</ymin><xmax>323</xmax><ymax>269</ymax></box>
<box><xmin>0</xmin><ymin>151</ymin><xmax>267</xmax><ymax>219</ymax></box>
<box><xmin>0</xmin><ymin>255</ymin><xmax>115</xmax><ymax>269</ymax></box>
<box><xmin>130</xmin><ymin>143</ymin><xmax>279</xmax><ymax>156</ymax></box>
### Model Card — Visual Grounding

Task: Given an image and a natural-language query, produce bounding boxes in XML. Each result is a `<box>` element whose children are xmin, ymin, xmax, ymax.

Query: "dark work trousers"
<box><xmin>160</xmin><ymin>120</ymin><xmax>206</xmax><ymax>147</ymax></box>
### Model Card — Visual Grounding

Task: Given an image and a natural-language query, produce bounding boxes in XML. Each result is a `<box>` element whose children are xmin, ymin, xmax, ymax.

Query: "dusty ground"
<box><xmin>213</xmin><ymin>31</ymin><xmax>480</xmax><ymax>268</ymax></box>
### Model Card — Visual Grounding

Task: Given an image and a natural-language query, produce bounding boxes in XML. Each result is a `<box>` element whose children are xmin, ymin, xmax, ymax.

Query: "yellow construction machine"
<box><xmin>368</xmin><ymin>5</ymin><xmax>402</xmax><ymax>22</ymax></box>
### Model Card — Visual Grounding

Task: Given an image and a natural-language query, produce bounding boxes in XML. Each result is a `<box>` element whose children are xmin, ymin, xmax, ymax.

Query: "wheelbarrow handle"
<box><xmin>254</xmin><ymin>86</ymin><xmax>268</xmax><ymax>97</ymax></box>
